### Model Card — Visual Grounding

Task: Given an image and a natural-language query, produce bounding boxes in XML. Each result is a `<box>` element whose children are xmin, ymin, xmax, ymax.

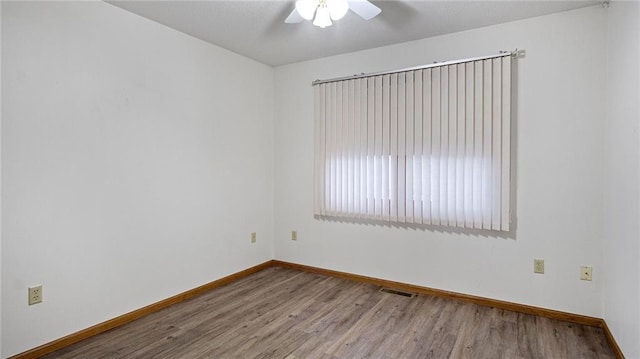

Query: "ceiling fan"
<box><xmin>285</xmin><ymin>0</ymin><xmax>382</xmax><ymax>28</ymax></box>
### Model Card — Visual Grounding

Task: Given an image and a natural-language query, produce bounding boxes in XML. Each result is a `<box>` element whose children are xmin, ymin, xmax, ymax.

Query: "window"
<box><xmin>313</xmin><ymin>54</ymin><xmax>512</xmax><ymax>231</ymax></box>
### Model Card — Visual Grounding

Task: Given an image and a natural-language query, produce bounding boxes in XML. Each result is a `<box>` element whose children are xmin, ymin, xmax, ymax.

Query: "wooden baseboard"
<box><xmin>273</xmin><ymin>260</ymin><xmax>624</xmax><ymax>358</ymax></box>
<box><xmin>9</xmin><ymin>260</ymin><xmax>276</xmax><ymax>359</ymax></box>
<box><xmin>272</xmin><ymin>260</ymin><xmax>603</xmax><ymax>326</ymax></box>
<box><xmin>11</xmin><ymin>259</ymin><xmax>625</xmax><ymax>359</ymax></box>
<box><xmin>601</xmin><ymin>319</ymin><xmax>626</xmax><ymax>359</ymax></box>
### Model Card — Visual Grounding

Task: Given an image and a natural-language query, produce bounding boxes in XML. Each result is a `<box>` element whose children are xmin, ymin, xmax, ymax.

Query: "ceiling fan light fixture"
<box><xmin>295</xmin><ymin>0</ymin><xmax>319</xmax><ymax>21</ymax></box>
<box><xmin>285</xmin><ymin>0</ymin><xmax>380</xmax><ymax>28</ymax></box>
<box><xmin>327</xmin><ymin>0</ymin><xmax>349</xmax><ymax>21</ymax></box>
<box><xmin>313</xmin><ymin>5</ymin><xmax>332</xmax><ymax>28</ymax></box>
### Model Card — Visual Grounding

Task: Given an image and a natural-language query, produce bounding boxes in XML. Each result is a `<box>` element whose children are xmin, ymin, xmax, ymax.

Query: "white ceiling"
<box><xmin>107</xmin><ymin>0</ymin><xmax>599</xmax><ymax>67</ymax></box>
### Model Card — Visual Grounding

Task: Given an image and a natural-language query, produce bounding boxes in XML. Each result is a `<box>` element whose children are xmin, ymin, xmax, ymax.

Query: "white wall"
<box><xmin>603</xmin><ymin>2</ymin><xmax>640</xmax><ymax>358</ymax></box>
<box><xmin>0</xmin><ymin>1</ymin><xmax>3</xmax><ymax>357</ymax></box>
<box><xmin>1</xmin><ymin>1</ymin><xmax>274</xmax><ymax>357</ymax></box>
<box><xmin>274</xmin><ymin>6</ymin><xmax>607</xmax><ymax>317</ymax></box>
<box><xmin>4</xmin><ymin>2</ymin><xmax>637</xmax><ymax>358</ymax></box>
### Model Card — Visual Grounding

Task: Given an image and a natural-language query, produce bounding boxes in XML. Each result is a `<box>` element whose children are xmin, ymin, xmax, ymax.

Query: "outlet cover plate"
<box><xmin>291</xmin><ymin>230</ymin><xmax>297</xmax><ymax>241</ymax></box>
<box><xmin>533</xmin><ymin>259</ymin><xmax>544</xmax><ymax>274</ymax></box>
<box><xmin>580</xmin><ymin>266</ymin><xmax>592</xmax><ymax>281</ymax></box>
<box><xmin>29</xmin><ymin>285</ymin><xmax>43</xmax><ymax>305</ymax></box>
<box><xmin>251</xmin><ymin>232</ymin><xmax>256</xmax><ymax>243</ymax></box>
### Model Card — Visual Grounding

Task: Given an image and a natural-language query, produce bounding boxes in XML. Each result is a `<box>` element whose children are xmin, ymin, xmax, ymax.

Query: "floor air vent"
<box><xmin>379</xmin><ymin>288</ymin><xmax>415</xmax><ymax>298</ymax></box>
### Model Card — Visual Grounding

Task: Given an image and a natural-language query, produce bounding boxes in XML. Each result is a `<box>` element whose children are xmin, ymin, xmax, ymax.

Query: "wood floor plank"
<box><xmin>42</xmin><ymin>267</ymin><xmax>616</xmax><ymax>359</ymax></box>
<box><xmin>327</xmin><ymin>294</ymin><xmax>412</xmax><ymax>357</ymax></box>
<box><xmin>446</xmin><ymin>304</ymin><xmax>487</xmax><ymax>359</ymax></box>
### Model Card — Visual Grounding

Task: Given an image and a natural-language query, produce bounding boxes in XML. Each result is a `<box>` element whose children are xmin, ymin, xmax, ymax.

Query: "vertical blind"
<box><xmin>313</xmin><ymin>53</ymin><xmax>512</xmax><ymax>231</ymax></box>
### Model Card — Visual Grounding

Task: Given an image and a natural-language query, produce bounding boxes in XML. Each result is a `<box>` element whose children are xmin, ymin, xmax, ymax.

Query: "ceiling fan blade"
<box><xmin>285</xmin><ymin>9</ymin><xmax>304</xmax><ymax>23</ymax></box>
<box><xmin>348</xmin><ymin>0</ymin><xmax>381</xmax><ymax>20</ymax></box>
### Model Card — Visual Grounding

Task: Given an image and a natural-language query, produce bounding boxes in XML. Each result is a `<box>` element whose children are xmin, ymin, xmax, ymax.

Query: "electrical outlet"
<box><xmin>28</xmin><ymin>285</ymin><xmax>43</xmax><ymax>305</ymax></box>
<box><xmin>291</xmin><ymin>230</ymin><xmax>297</xmax><ymax>241</ymax></box>
<box><xmin>580</xmin><ymin>266</ymin><xmax>592</xmax><ymax>281</ymax></box>
<box><xmin>533</xmin><ymin>259</ymin><xmax>544</xmax><ymax>274</ymax></box>
<box><xmin>251</xmin><ymin>232</ymin><xmax>256</xmax><ymax>243</ymax></box>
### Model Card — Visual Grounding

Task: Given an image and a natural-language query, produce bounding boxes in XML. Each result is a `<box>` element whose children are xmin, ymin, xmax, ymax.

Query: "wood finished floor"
<box><xmin>44</xmin><ymin>267</ymin><xmax>615</xmax><ymax>359</ymax></box>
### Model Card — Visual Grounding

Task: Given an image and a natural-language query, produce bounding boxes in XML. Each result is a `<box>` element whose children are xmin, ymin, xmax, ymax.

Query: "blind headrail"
<box><xmin>312</xmin><ymin>50</ymin><xmax>519</xmax><ymax>86</ymax></box>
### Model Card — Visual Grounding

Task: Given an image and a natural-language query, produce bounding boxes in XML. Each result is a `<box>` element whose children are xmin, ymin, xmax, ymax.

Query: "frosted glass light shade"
<box><xmin>313</xmin><ymin>6</ymin><xmax>332</xmax><ymax>28</ymax></box>
<box><xmin>327</xmin><ymin>0</ymin><xmax>349</xmax><ymax>20</ymax></box>
<box><xmin>295</xmin><ymin>0</ymin><xmax>319</xmax><ymax>21</ymax></box>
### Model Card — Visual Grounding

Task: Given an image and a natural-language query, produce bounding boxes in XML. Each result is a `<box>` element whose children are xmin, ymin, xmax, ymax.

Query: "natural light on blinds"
<box><xmin>313</xmin><ymin>53</ymin><xmax>512</xmax><ymax>231</ymax></box>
